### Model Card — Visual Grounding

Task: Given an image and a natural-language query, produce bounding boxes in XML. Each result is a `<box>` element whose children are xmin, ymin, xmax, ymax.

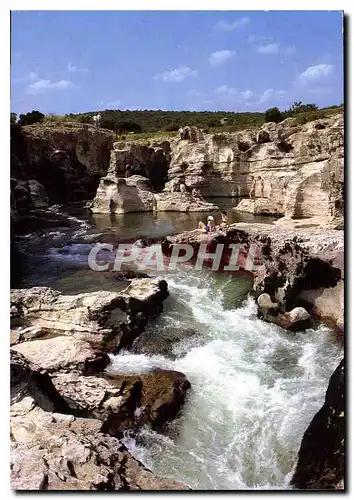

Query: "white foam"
<box><xmin>109</xmin><ymin>269</ymin><xmax>343</xmax><ymax>490</ymax></box>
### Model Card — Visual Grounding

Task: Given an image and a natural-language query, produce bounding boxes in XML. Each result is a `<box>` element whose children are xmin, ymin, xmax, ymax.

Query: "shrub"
<box><xmin>265</xmin><ymin>107</ymin><xmax>284</xmax><ymax>124</ymax></box>
<box><xmin>114</xmin><ymin>121</ymin><xmax>142</xmax><ymax>133</ymax></box>
<box><xmin>10</xmin><ymin>113</ymin><xmax>18</xmax><ymax>125</ymax></box>
<box><xmin>18</xmin><ymin>110</ymin><xmax>45</xmax><ymax>126</ymax></box>
<box><xmin>285</xmin><ymin>101</ymin><xmax>319</xmax><ymax>117</ymax></box>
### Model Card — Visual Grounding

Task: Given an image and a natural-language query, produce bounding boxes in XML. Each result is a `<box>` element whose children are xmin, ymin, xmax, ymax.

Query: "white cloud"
<box><xmin>257</xmin><ymin>43</ymin><xmax>280</xmax><ymax>55</ymax></box>
<box><xmin>154</xmin><ymin>66</ymin><xmax>197</xmax><ymax>83</ymax></box>
<box><xmin>259</xmin><ymin>88</ymin><xmax>286</xmax><ymax>103</ymax></box>
<box><xmin>98</xmin><ymin>99</ymin><xmax>121</xmax><ymax>108</ymax></box>
<box><xmin>26</xmin><ymin>79</ymin><xmax>78</xmax><ymax>95</ymax></box>
<box><xmin>297</xmin><ymin>64</ymin><xmax>334</xmax><ymax>83</ymax></box>
<box><xmin>154</xmin><ymin>66</ymin><xmax>198</xmax><ymax>83</ymax></box>
<box><xmin>215</xmin><ymin>17</ymin><xmax>250</xmax><ymax>31</ymax></box>
<box><xmin>68</xmin><ymin>62</ymin><xmax>90</xmax><ymax>73</ymax></box>
<box><xmin>209</xmin><ymin>50</ymin><xmax>236</xmax><ymax>66</ymax></box>
<box><xmin>215</xmin><ymin>85</ymin><xmax>237</xmax><ymax>96</ymax></box>
<box><xmin>240</xmin><ymin>90</ymin><xmax>253</xmax><ymax>100</ymax></box>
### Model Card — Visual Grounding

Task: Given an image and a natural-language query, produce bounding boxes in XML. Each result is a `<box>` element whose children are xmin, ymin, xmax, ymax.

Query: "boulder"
<box><xmin>266</xmin><ymin>307</ymin><xmax>313</xmax><ymax>332</ymax></box>
<box><xmin>51</xmin><ymin>368</ymin><xmax>191</xmax><ymax>435</ymax></box>
<box><xmin>10</xmin><ymin>350</ymin><xmax>70</xmax><ymax>413</ymax></box>
<box><xmin>257</xmin><ymin>293</ymin><xmax>279</xmax><ymax>317</ymax></box>
<box><xmin>234</xmin><ymin>197</ymin><xmax>285</xmax><ymax>216</ymax></box>
<box><xmin>131</xmin><ymin>326</ymin><xmax>201</xmax><ymax>359</ymax></box>
<box><xmin>10</xmin><ymin>278</ymin><xmax>169</xmax><ymax>351</ymax></box>
<box><xmin>291</xmin><ymin>359</ymin><xmax>344</xmax><ymax>489</ymax></box>
<box><xmin>11</xmin><ymin>336</ymin><xmax>109</xmax><ymax>375</ymax></box>
<box><xmin>90</xmin><ymin>175</ymin><xmax>155</xmax><ymax>214</ymax></box>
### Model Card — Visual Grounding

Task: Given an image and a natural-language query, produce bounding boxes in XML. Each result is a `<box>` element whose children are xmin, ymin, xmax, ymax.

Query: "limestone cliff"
<box><xmin>11</xmin><ymin>122</ymin><xmax>115</xmax><ymax>203</ymax></box>
<box><xmin>107</xmin><ymin>140</ymin><xmax>171</xmax><ymax>191</ymax></box>
<box><xmin>166</xmin><ymin>114</ymin><xmax>343</xmax><ymax>225</ymax></box>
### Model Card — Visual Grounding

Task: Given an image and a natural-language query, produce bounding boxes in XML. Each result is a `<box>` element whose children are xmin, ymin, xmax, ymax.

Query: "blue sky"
<box><xmin>11</xmin><ymin>10</ymin><xmax>344</xmax><ymax>115</ymax></box>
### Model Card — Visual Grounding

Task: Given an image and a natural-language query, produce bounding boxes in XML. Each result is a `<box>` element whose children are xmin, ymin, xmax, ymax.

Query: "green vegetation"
<box><xmin>12</xmin><ymin>103</ymin><xmax>343</xmax><ymax>137</ymax></box>
<box><xmin>18</xmin><ymin>110</ymin><xmax>45</xmax><ymax>126</ymax></box>
<box><xmin>265</xmin><ymin>107</ymin><xmax>284</xmax><ymax>124</ymax></box>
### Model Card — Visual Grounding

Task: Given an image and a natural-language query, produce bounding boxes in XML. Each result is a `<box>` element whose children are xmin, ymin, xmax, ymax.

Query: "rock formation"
<box><xmin>107</xmin><ymin>140</ymin><xmax>171</xmax><ymax>191</ymax></box>
<box><xmin>89</xmin><ymin>113</ymin><xmax>343</xmax><ymax>223</ymax></box>
<box><xmin>291</xmin><ymin>359</ymin><xmax>344</xmax><ymax>489</ymax></box>
<box><xmin>10</xmin><ymin>279</ymin><xmax>192</xmax><ymax>490</ymax></box>
<box><xmin>10</xmin><ymin>351</ymin><xmax>190</xmax><ymax>490</ymax></box>
<box><xmin>167</xmin><ymin>114</ymin><xmax>343</xmax><ymax>227</ymax></box>
<box><xmin>10</xmin><ymin>278</ymin><xmax>169</xmax><ymax>351</ymax></box>
<box><xmin>91</xmin><ymin>175</ymin><xmax>155</xmax><ymax>213</ymax></box>
<box><xmin>91</xmin><ymin>173</ymin><xmax>219</xmax><ymax>213</ymax></box>
<box><xmin>11</xmin><ymin>122</ymin><xmax>115</xmax><ymax>204</ymax></box>
<box><xmin>52</xmin><ymin>369</ymin><xmax>190</xmax><ymax>435</ymax></box>
<box><xmin>162</xmin><ymin>222</ymin><xmax>344</xmax><ymax>331</ymax></box>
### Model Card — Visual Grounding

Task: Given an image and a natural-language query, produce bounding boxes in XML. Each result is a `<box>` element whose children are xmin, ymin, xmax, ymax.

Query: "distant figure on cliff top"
<box><xmin>92</xmin><ymin>113</ymin><xmax>101</xmax><ymax>128</ymax></box>
<box><xmin>249</xmin><ymin>175</ymin><xmax>256</xmax><ymax>201</ymax></box>
<box><xmin>125</xmin><ymin>164</ymin><xmax>132</xmax><ymax>178</ymax></box>
<box><xmin>179</xmin><ymin>127</ymin><xmax>184</xmax><ymax>139</ymax></box>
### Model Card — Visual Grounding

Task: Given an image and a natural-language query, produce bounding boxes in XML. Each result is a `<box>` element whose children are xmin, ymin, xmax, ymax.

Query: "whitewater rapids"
<box><xmin>107</xmin><ymin>269</ymin><xmax>343</xmax><ymax>490</ymax></box>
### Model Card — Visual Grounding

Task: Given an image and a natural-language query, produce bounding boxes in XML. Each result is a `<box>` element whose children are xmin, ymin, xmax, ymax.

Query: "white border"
<box><xmin>2</xmin><ymin>2</ymin><xmax>352</xmax><ymax>498</ymax></box>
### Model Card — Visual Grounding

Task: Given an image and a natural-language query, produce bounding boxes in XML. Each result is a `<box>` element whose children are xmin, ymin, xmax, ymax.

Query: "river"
<box><xmin>12</xmin><ymin>200</ymin><xmax>344</xmax><ymax>490</ymax></box>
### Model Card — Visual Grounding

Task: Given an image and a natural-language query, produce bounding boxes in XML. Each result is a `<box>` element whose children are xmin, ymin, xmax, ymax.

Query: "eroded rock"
<box><xmin>51</xmin><ymin>368</ymin><xmax>191</xmax><ymax>435</ymax></box>
<box><xmin>162</xmin><ymin>223</ymin><xmax>344</xmax><ymax>329</ymax></box>
<box><xmin>10</xmin><ymin>278</ymin><xmax>169</xmax><ymax>351</ymax></box>
<box><xmin>291</xmin><ymin>359</ymin><xmax>344</xmax><ymax>489</ymax></box>
<box><xmin>11</xmin><ymin>337</ymin><xmax>109</xmax><ymax>375</ymax></box>
<box><xmin>10</xmin><ymin>341</ymin><xmax>190</xmax><ymax>491</ymax></box>
<box><xmin>131</xmin><ymin>326</ymin><xmax>201</xmax><ymax>359</ymax></box>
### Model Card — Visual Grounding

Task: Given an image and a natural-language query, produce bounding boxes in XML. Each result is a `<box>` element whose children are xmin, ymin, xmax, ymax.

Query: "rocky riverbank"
<box><xmin>162</xmin><ymin>222</ymin><xmax>344</xmax><ymax>332</ymax></box>
<box><xmin>10</xmin><ymin>278</ymin><xmax>191</xmax><ymax>490</ymax></box>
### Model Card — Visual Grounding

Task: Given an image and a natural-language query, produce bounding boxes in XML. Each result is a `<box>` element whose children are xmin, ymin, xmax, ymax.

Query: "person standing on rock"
<box><xmin>249</xmin><ymin>175</ymin><xmax>256</xmax><ymax>201</ymax></box>
<box><xmin>179</xmin><ymin>127</ymin><xmax>184</xmax><ymax>140</ymax></box>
